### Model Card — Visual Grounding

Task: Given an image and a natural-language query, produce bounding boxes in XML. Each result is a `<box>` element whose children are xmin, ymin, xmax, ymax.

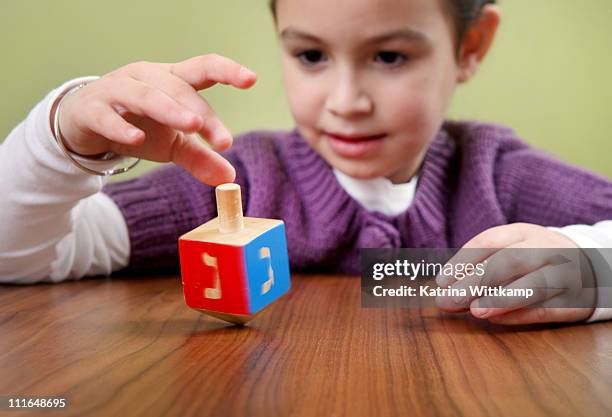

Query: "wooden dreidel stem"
<box><xmin>215</xmin><ymin>183</ymin><xmax>244</xmax><ymax>234</ymax></box>
<box><xmin>204</xmin><ymin>183</ymin><xmax>251</xmax><ymax>325</ymax></box>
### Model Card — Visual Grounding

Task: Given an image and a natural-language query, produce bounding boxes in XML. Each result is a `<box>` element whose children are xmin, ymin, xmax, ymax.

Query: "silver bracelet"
<box><xmin>52</xmin><ymin>82</ymin><xmax>140</xmax><ymax>176</ymax></box>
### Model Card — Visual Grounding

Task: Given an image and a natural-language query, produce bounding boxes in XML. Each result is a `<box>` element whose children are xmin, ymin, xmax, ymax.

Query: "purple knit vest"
<box><xmin>103</xmin><ymin>121</ymin><xmax>612</xmax><ymax>274</ymax></box>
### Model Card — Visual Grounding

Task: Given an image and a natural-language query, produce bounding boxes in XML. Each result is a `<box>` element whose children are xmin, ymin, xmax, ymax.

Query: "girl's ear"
<box><xmin>456</xmin><ymin>5</ymin><xmax>501</xmax><ymax>83</ymax></box>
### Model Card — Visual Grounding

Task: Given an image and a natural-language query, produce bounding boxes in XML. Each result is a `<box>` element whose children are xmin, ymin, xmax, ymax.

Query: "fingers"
<box><xmin>440</xmin><ymin>244</ymin><xmax>552</xmax><ymax>311</ymax></box>
<box><xmin>127</xmin><ymin>68</ymin><xmax>233</xmax><ymax>151</ymax></box>
<box><xmin>462</xmin><ymin>224</ymin><xmax>535</xmax><ymax>249</ymax></box>
<box><xmin>484</xmin><ymin>306</ymin><xmax>595</xmax><ymax>325</ymax></box>
<box><xmin>169</xmin><ymin>133</ymin><xmax>236</xmax><ymax>186</ymax></box>
<box><xmin>436</xmin><ymin>224</ymin><xmax>530</xmax><ymax>288</ymax></box>
<box><xmin>111</xmin><ymin>55</ymin><xmax>256</xmax><ymax>151</ymax></box>
<box><xmin>73</xmin><ymin>56</ymin><xmax>251</xmax><ymax>184</ymax></box>
<box><xmin>166</xmin><ymin>54</ymin><xmax>257</xmax><ymax>90</ymax></box>
<box><xmin>468</xmin><ymin>264</ymin><xmax>565</xmax><ymax>318</ymax></box>
<box><xmin>470</xmin><ymin>254</ymin><xmax>592</xmax><ymax>318</ymax></box>
<box><xmin>77</xmin><ymin>102</ymin><xmax>146</xmax><ymax>146</ymax></box>
<box><xmin>106</xmin><ymin>77</ymin><xmax>204</xmax><ymax>135</ymax></box>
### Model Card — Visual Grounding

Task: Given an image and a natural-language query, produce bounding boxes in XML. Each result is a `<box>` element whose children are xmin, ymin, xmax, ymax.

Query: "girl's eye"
<box><xmin>296</xmin><ymin>50</ymin><xmax>327</xmax><ymax>66</ymax></box>
<box><xmin>375</xmin><ymin>51</ymin><xmax>407</xmax><ymax>67</ymax></box>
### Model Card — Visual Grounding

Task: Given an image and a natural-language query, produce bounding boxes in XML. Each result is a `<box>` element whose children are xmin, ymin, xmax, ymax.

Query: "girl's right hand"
<box><xmin>55</xmin><ymin>54</ymin><xmax>257</xmax><ymax>185</ymax></box>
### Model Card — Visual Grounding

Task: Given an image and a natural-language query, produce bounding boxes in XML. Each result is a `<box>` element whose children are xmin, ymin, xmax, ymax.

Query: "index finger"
<box><xmin>169</xmin><ymin>133</ymin><xmax>236</xmax><ymax>186</ymax></box>
<box><xmin>167</xmin><ymin>54</ymin><xmax>257</xmax><ymax>91</ymax></box>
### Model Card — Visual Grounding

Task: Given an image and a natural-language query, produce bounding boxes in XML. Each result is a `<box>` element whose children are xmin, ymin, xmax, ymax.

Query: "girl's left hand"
<box><xmin>435</xmin><ymin>223</ymin><xmax>597</xmax><ymax>324</ymax></box>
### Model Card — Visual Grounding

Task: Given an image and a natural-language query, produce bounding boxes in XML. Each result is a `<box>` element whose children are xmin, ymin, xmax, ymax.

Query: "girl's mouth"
<box><xmin>323</xmin><ymin>131</ymin><xmax>388</xmax><ymax>158</ymax></box>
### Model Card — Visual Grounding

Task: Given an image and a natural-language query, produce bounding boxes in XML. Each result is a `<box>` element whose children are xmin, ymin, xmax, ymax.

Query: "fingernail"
<box><xmin>213</xmin><ymin>128</ymin><xmax>232</xmax><ymax>149</ymax></box>
<box><xmin>239</xmin><ymin>67</ymin><xmax>255</xmax><ymax>82</ymax></box>
<box><xmin>473</xmin><ymin>308</ymin><xmax>489</xmax><ymax>318</ymax></box>
<box><xmin>127</xmin><ymin>129</ymin><xmax>142</xmax><ymax>140</ymax></box>
<box><xmin>436</xmin><ymin>276</ymin><xmax>449</xmax><ymax>288</ymax></box>
<box><xmin>185</xmin><ymin>113</ymin><xmax>202</xmax><ymax>126</ymax></box>
<box><xmin>453</xmin><ymin>295</ymin><xmax>469</xmax><ymax>305</ymax></box>
<box><xmin>226</xmin><ymin>165</ymin><xmax>236</xmax><ymax>183</ymax></box>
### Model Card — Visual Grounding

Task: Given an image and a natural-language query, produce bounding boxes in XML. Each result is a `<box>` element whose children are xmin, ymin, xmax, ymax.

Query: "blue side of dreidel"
<box><xmin>243</xmin><ymin>222</ymin><xmax>291</xmax><ymax>314</ymax></box>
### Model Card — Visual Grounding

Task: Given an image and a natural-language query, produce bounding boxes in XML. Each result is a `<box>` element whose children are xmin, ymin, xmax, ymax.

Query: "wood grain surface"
<box><xmin>1</xmin><ymin>274</ymin><xmax>611</xmax><ymax>417</ymax></box>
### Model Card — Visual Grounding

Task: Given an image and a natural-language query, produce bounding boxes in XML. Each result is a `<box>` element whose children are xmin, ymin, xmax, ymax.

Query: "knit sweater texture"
<box><xmin>103</xmin><ymin>122</ymin><xmax>612</xmax><ymax>274</ymax></box>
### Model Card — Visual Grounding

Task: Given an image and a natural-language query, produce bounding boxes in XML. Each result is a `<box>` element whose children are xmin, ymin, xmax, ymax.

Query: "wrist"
<box><xmin>51</xmin><ymin>83</ymin><xmax>111</xmax><ymax>159</ymax></box>
<box><xmin>50</xmin><ymin>81</ymin><xmax>140</xmax><ymax>176</ymax></box>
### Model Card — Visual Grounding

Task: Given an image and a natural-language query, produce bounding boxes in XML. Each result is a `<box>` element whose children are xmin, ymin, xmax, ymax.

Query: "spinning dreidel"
<box><xmin>179</xmin><ymin>183</ymin><xmax>291</xmax><ymax>324</ymax></box>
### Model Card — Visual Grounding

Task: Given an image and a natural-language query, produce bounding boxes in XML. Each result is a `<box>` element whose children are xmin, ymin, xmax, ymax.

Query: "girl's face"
<box><xmin>277</xmin><ymin>0</ymin><xmax>462</xmax><ymax>183</ymax></box>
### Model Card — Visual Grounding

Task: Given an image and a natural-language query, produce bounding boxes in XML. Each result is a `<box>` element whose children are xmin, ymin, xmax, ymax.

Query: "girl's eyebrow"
<box><xmin>280</xmin><ymin>27</ymin><xmax>431</xmax><ymax>46</ymax></box>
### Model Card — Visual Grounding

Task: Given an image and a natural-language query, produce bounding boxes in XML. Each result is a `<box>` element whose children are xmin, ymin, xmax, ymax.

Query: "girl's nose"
<box><xmin>325</xmin><ymin>73</ymin><xmax>373</xmax><ymax>118</ymax></box>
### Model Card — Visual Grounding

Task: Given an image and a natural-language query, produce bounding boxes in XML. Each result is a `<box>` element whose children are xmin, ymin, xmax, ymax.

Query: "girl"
<box><xmin>1</xmin><ymin>0</ymin><xmax>611</xmax><ymax>325</ymax></box>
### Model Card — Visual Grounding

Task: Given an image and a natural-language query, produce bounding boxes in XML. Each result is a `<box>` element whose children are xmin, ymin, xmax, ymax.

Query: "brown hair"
<box><xmin>268</xmin><ymin>0</ymin><xmax>497</xmax><ymax>49</ymax></box>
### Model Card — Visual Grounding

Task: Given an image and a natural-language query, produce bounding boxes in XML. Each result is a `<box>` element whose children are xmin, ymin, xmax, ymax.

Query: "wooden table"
<box><xmin>1</xmin><ymin>274</ymin><xmax>611</xmax><ymax>417</ymax></box>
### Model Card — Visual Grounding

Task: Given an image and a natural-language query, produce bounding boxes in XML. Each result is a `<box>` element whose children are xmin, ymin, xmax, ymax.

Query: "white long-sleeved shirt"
<box><xmin>0</xmin><ymin>78</ymin><xmax>129</xmax><ymax>283</ymax></box>
<box><xmin>1</xmin><ymin>79</ymin><xmax>611</xmax><ymax>322</ymax></box>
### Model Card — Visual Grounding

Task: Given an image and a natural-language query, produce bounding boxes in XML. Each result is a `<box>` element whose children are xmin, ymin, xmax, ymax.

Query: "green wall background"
<box><xmin>1</xmin><ymin>0</ymin><xmax>610</xmax><ymax>178</ymax></box>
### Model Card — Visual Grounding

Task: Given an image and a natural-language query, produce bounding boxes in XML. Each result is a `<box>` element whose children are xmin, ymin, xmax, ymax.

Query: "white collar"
<box><xmin>333</xmin><ymin>169</ymin><xmax>417</xmax><ymax>216</ymax></box>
